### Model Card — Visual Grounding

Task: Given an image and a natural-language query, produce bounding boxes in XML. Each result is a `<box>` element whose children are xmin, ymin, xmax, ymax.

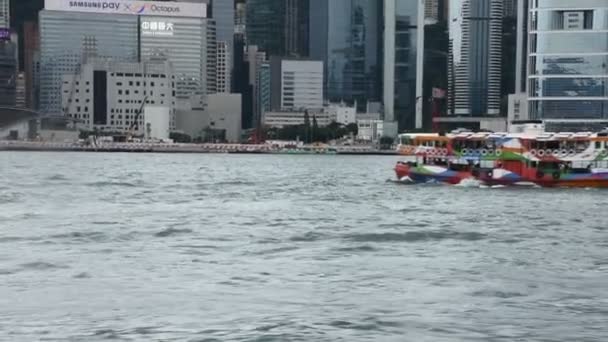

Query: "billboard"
<box><xmin>45</xmin><ymin>0</ymin><xmax>207</xmax><ymax>18</ymax></box>
<box><xmin>0</xmin><ymin>29</ymin><xmax>10</xmax><ymax>41</ymax></box>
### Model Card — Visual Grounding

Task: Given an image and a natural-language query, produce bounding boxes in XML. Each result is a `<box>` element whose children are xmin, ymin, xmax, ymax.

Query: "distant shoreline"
<box><xmin>0</xmin><ymin>141</ymin><xmax>398</xmax><ymax>156</ymax></box>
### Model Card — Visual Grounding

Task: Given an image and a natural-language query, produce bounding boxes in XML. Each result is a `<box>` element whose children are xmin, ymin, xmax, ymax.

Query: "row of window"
<box><xmin>111</xmin><ymin>73</ymin><xmax>169</xmax><ymax>79</ymax></box>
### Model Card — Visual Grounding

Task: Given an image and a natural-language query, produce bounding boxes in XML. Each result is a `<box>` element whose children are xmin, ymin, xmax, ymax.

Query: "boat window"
<box><xmin>596</xmin><ymin>141</ymin><xmax>601</xmax><ymax>149</ymax></box>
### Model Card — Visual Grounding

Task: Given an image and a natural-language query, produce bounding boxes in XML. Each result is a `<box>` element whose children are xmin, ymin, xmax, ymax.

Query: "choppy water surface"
<box><xmin>1</xmin><ymin>152</ymin><xmax>607</xmax><ymax>341</ymax></box>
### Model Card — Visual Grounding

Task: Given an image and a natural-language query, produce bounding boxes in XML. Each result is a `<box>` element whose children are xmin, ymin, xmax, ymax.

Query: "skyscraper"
<box><xmin>210</xmin><ymin>0</ymin><xmax>235</xmax><ymax>71</ymax></box>
<box><xmin>448</xmin><ymin>0</ymin><xmax>503</xmax><ymax>117</ymax></box>
<box><xmin>309</xmin><ymin>0</ymin><xmax>379</xmax><ymax>109</ymax></box>
<box><xmin>425</xmin><ymin>0</ymin><xmax>439</xmax><ymax>22</ymax></box>
<box><xmin>503</xmin><ymin>0</ymin><xmax>517</xmax><ymax>18</ymax></box>
<box><xmin>383</xmin><ymin>0</ymin><xmax>424</xmax><ymax>132</ymax></box>
<box><xmin>247</xmin><ymin>0</ymin><xmax>308</xmax><ymax>57</ymax></box>
<box><xmin>527</xmin><ymin>0</ymin><xmax>608</xmax><ymax>130</ymax></box>
<box><xmin>0</xmin><ymin>38</ymin><xmax>16</xmax><ymax>107</ymax></box>
<box><xmin>0</xmin><ymin>0</ymin><xmax>9</xmax><ymax>29</ymax></box>
<box><xmin>23</xmin><ymin>21</ymin><xmax>39</xmax><ymax>109</ymax></box>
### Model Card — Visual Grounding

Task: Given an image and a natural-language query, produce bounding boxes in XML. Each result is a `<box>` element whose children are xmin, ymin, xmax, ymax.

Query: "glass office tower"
<box><xmin>528</xmin><ymin>0</ymin><xmax>608</xmax><ymax>123</ymax></box>
<box><xmin>309</xmin><ymin>0</ymin><xmax>379</xmax><ymax>109</ymax></box>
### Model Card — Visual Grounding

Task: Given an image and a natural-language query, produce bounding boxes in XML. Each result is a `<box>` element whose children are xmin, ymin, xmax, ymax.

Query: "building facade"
<box><xmin>61</xmin><ymin>57</ymin><xmax>176</xmax><ymax>133</ymax></box>
<box><xmin>23</xmin><ymin>21</ymin><xmax>40</xmax><ymax>109</ymax></box>
<box><xmin>246</xmin><ymin>0</ymin><xmax>308</xmax><ymax>57</ymax></box>
<box><xmin>527</xmin><ymin>0</ymin><xmax>608</xmax><ymax>130</ymax></box>
<box><xmin>383</xmin><ymin>0</ymin><xmax>424</xmax><ymax>132</ymax></box>
<box><xmin>256</xmin><ymin>62</ymin><xmax>271</xmax><ymax>126</ymax></box>
<box><xmin>39</xmin><ymin>0</ymin><xmax>209</xmax><ymax>115</ymax></box>
<box><xmin>0</xmin><ymin>39</ymin><xmax>17</xmax><ymax>107</ymax></box>
<box><xmin>0</xmin><ymin>0</ymin><xmax>8</xmax><ymax>29</ymax></box>
<box><xmin>263</xmin><ymin>109</ymin><xmax>334</xmax><ymax>128</ymax></box>
<box><xmin>448</xmin><ymin>0</ymin><xmax>503</xmax><ymax>117</ymax></box>
<box><xmin>309</xmin><ymin>0</ymin><xmax>379</xmax><ymax>109</ymax></box>
<box><xmin>15</xmin><ymin>72</ymin><xmax>25</xmax><ymax>108</ymax></box>
<box><xmin>270</xmin><ymin>57</ymin><xmax>323</xmax><ymax>111</ymax></box>
<box><xmin>216</xmin><ymin>41</ymin><xmax>231</xmax><ymax>93</ymax></box>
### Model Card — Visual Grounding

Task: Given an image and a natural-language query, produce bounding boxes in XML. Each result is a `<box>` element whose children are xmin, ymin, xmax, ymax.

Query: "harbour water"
<box><xmin>1</xmin><ymin>152</ymin><xmax>607</xmax><ymax>341</ymax></box>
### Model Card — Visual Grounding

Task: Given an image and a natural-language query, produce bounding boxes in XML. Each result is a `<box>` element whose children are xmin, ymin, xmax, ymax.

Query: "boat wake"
<box><xmin>455</xmin><ymin>178</ymin><xmax>483</xmax><ymax>188</ymax></box>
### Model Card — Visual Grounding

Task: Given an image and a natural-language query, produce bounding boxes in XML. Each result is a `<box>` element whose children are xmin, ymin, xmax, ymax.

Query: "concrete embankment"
<box><xmin>0</xmin><ymin>141</ymin><xmax>397</xmax><ymax>155</ymax></box>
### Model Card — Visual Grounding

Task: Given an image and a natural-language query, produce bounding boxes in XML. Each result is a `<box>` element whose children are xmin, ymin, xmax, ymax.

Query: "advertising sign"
<box><xmin>45</xmin><ymin>0</ymin><xmax>207</xmax><ymax>18</ymax></box>
<box><xmin>0</xmin><ymin>29</ymin><xmax>10</xmax><ymax>41</ymax></box>
<box><xmin>141</xmin><ymin>21</ymin><xmax>174</xmax><ymax>37</ymax></box>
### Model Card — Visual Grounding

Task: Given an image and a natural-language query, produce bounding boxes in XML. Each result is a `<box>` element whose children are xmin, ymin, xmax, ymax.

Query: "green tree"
<box><xmin>170</xmin><ymin>132</ymin><xmax>192</xmax><ymax>143</ymax></box>
<box><xmin>346</xmin><ymin>123</ymin><xmax>358</xmax><ymax>136</ymax></box>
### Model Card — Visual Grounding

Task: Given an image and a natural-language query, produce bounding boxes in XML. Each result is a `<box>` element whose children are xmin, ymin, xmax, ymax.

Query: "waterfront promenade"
<box><xmin>0</xmin><ymin>140</ymin><xmax>397</xmax><ymax>155</ymax></box>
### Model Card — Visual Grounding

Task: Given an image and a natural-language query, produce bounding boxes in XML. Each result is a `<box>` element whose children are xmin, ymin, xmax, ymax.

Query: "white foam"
<box><xmin>455</xmin><ymin>178</ymin><xmax>482</xmax><ymax>188</ymax></box>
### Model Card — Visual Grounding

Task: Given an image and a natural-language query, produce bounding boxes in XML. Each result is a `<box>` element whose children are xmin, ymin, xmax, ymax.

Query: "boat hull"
<box><xmin>397</xmin><ymin>162</ymin><xmax>608</xmax><ymax>188</ymax></box>
<box><xmin>395</xmin><ymin>162</ymin><xmax>472</xmax><ymax>185</ymax></box>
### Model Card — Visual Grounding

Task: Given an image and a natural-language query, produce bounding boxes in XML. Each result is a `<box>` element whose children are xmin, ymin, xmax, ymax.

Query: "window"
<box><xmin>596</xmin><ymin>141</ymin><xmax>601</xmax><ymax>149</ymax></box>
<box><xmin>118</xmin><ymin>90</ymin><xmax>122</xmax><ymax>95</ymax></box>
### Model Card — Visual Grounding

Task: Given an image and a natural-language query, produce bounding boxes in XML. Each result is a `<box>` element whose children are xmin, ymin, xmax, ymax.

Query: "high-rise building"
<box><xmin>0</xmin><ymin>0</ymin><xmax>9</xmax><ymax>29</ymax></box>
<box><xmin>527</xmin><ymin>0</ymin><xmax>608</xmax><ymax>131</ymax></box>
<box><xmin>15</xmin><ymin>72</ymin><xmax>25</xmax><ymax>108</ymax></box>
<box><xmin>216</xmin><ymin>41</ymin><xmax>231</xmax><ymax>93</ymax></box>
<box><xmin>247</xmin><ymin>0</ymin><xmax>308</xmax><ymax>57</ymax></box>
<box><xmin>425</xmin><ymin>0</ymin><xmax>440</xmax><ymax>22</ymax></box>
<box><xmin>309</xmin><ymin>0</ymin><xmax>379</xmax><ymax>110</ymax></box>
<box><xmin>256</xmin><ymin>62</ymin><xmax>271</xmax><ymax>124</ymax></box>
<box><xmin>504</xmin><ymin>0</ymin><xmax>517</xmax><ymax>18</ymax></box>
<box><xmin>383</xmin><ymin>0</ymin><xmax>424</xmax><ymax>132</ymax></box>
<box><xmin>39</xmin><ymin>0</ymin><xmax>210</xmax><ymax>115</ymax></box>
<box><xmin>235</xmin><ymin>2</ymin><xmax>246</xmax><ymax>35</ymax></box>
<box><xmin>0</xmin><ymin>38</ymin><xmax>17</xmax><ymax>107</ymax></box>
<box><xmin>448</xmin><ymin>0</ymin><xmax>503</xmax><ymax>117</ymax></box>
<box><xmin>23</xmin><ymin>22</ymin><xmax>39</xmax><ymax>109</ymax></box>
<box><xmin>209</xmin><ymin>0</ymin><xmax>234</xmax><ymax>75</ymax></box>
<box><xmin>270</xmin><ymin>57</ymin><xmax>323</xmax><ymax>110</ymax></box>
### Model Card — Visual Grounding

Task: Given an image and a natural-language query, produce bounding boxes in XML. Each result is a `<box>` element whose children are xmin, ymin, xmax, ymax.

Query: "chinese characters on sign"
<box><xmin>141</xmin><ymin>21</ymin><xmax>175</xmax><ymax>36</ymax></box>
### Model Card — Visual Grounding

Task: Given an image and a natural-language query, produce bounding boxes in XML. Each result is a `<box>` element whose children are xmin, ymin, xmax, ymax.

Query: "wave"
<box><xmin>49</xmin><ymin>231</ymin><xmax>108</xmax><ymax>243</ymax></box>
<box><xmin>471</xmin><ymin>290</ymin><xmax>527</xmax><ymax>299</ymax></box>
<box><xmin>155</xmin><ymin>228</ymin><xmax>193</xmax><ymax>238</ymax></box>
<box><xmin>19</xmin><ymin>261</ymin><xmax>69</xmax><ymax>271</ymax></box>
<box><xmin>344</xmin><ymin>230</ymin><xmax>486</xmax><ymax>243</ymax></box>
<box><xmin>289</xmin><ymin>231</ymin><xmax>327</xmax><ymax>242</ymax></box>
<box><xmin>335</xmin><ymin>245</ymin><xmax>377</xmax><ymax>252</ymax></box>
<box><xmin>86</xmin><ymin>181</ymin><xmax>139</xmax><ymax>188</ymax></box>
<box><xmin>47</xmin><ymin>174</ymin><xmax>69</xmax><ymax>181</ymax></box>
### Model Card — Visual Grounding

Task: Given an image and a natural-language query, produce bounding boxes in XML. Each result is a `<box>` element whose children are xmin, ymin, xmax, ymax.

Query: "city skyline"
<box><xmin>2</xmin><ymin>0</ymin><xmax>608</xmax><ymax>139</ymax></box>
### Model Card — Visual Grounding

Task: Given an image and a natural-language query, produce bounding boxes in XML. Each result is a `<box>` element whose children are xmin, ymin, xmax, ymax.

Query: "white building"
<box><xmin>216</xmin><ymin>41</ymin><xmax>231</xmax><ymax>93</ymax></box>
<box><xmin>144</xmin><ymin>105</ymin><xmax>170</xmax><ymax>140</ymax></box>
<box><xmin>321</xmin><ymin>103</ymin><xmax>356</xmax><ymax>126</ymax></box>
<box><xmin>270</xmin><ymin>57</ymin><xmax>323</xmax><ymax>111</ymax></box>
<box><xmin>61</xmin><ymin>57</ymin><xmax>176</xmax><ymax>134</ymax></box>
<box><xmin>263</xmin><ymin>109</ymin><xmax>333</xmax><ymax>128</ymax></box>
<box><xmin>356</xmin><ymin>113</ymin><xmax>384</xmax><ymax>142</ymax></box>
<box><xmin>175</xmin><ymin>93</ymin><xmax>242</xmax><ymax>143</ymax></box>
<box><xmin>508</xmin><ymin>93</ymin><xmax>529</xmax><ymax>124</ymax></box>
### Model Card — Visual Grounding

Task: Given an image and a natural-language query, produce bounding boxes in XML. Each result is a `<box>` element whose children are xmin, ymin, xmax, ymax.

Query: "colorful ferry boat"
<box><xmin>395</xmin><ymin>130</ymin><xmax>608</xmax><ymax>188</ymax></box>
